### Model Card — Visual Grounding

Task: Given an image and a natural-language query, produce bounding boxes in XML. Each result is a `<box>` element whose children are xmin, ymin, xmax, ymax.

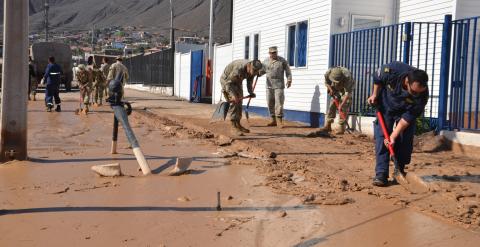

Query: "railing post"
<box><xmin>402</xmin><ymin>22</ymin><xmax>412</xmax><ymax>64</ymax></box>
<box><xmin>438</xmin><ymin>14</ymin><xmax>453</xmax><ymax>131</ymax></box>
<box><xmin>329</xmin><ymin>35</ymin><xmax>336</xmax><ymax>68</ymax></box>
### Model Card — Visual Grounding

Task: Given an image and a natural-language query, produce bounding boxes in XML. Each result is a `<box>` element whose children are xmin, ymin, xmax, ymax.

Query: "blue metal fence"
<box><xmin>448</xmin><ymin>16</ymin><xmax>480</xmax><ymax>131</ymax></box>
<box><xmin>330</xmin><ymin>15</ymin><xmax>480</xmax><ymax>132</ymax></box>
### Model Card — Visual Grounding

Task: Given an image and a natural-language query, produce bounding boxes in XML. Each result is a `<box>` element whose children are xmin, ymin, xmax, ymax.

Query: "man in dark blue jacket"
<box><xmin>43</xmin><ymin>56</ymin><xmax>63</xmax><ymax>112</ymax></box>
<box><xmin>368</xmin><ymin>61</ymin><xmax>429</xmax><ymax>187</ymax></box>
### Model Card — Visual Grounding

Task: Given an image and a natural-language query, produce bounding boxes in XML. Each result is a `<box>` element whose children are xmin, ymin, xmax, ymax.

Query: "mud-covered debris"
<box><xmin>304</xmin><ymin>194</ymin><xmax>316</xmax><ymax>203</ymax></box>
<box><xmin>216</xmin><ymin>135</ymin><xmax>233</xmax><ymax>146</ymax></box>
<box><xmin>177</xmin><ymin>196</ymin><xmax>191</xmax><ymax>202</ymax></box>
<box><xmin>227</xmin><ymin>195</ymin><xmax>234</xmax><ymax>200</ymax></box>
<box><xmin>276</xmin><ymin>210</ymin><xmax>287</xmax><ymax>218</ymax></box>
<box><xmin>91</xmin><ymin>163</ymin><xmax>122</xmax><ymax>177</ymax></box>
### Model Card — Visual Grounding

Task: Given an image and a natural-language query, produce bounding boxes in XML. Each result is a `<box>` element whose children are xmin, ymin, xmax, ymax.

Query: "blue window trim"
<box><xmin>287</xmin><ymin>20</ymin><xmax>308</xmax><ymax>68</ymax></box>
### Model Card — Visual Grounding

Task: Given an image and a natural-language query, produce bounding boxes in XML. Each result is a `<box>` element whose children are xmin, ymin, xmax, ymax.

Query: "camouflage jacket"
<box><xmin>93</xmin><ymin>68</ymin><xmax>106</xmax><ymax>87</ymax></box>
<box><xmin>76</xmin><ymin>69</ymin><xmax>92</xmax><ymax>90</ymax></box>
<box><xmin>260</xmin><ymin>56</ymin><xmax>292</xmax><ymax>89</ymax></box>
<box><xmin>324</xmin><ymin>67</ymin><xmax>355</xmax><ymax>96</ymax></box>
<box><xmin>220</xmin><ymin>59</ymin><xmax>254</xmax><ymax>95</ymax></box>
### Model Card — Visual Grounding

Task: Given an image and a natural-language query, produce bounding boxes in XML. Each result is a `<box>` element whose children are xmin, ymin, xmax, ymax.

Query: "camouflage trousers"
<box><xmin>222</xmin><ymin>83</ymin><xmax>243</xmax><ymax>122</ymax></box>
<box><xmin>326</xmin><ymin>94</ymin><xmax>351</xmax><ymax>125</ymax></box>
<box><xmin>266</xmin><ymin>88</ymin><xmax>285</xmax><ymax>118</ymax></box>
<box><xmin>80</xmin><ymin>86</ymin><xmax>92</xmax><ymax>105</ymax></box>
<box><xmin>29</xmin><ymin>76</ymin><xmax>37</xmax><ymax>97</ymax></box>
<box><xmin>93</xmin><ymin>84</ymin><xmax>106</xmax><ymax>104</ymax></box>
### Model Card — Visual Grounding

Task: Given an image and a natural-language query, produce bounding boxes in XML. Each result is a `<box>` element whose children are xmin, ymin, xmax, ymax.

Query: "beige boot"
<box><xmin>334</xmin><ymin>123</ymin><xmax>345</xmax><ymax>135</ymax></box>
<box><xmin>277</xmin><ymin>117</ymin><xmax>284</xmax><ymax>128</ymax></box>
<box><xmin>236</xmin><ymin>121</ymin><xmax>250</xmax><ymax>133</ymax></box>
<box><xmin>230</xmin><ymin>121</ymin><xmax>244</xmax><ymax>136</ymax></box>
<box><xmin>267</xmin><ymin>117</ymin><xmax>277</xmax><ymax>127</ymax></box>
<box><xmin>319</xmin><ymin>119</ymin><xmax>333</xmax><ymax>132</ymax></box>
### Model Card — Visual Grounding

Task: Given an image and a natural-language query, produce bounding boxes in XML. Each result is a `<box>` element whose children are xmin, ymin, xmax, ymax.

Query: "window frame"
<box><xmin>350</xmin><ymin>14</ymin><xmax>384</xmax><ymax>31</ymax></box>
<box><xmin>244</xmin><ymin>35</ymin><xmax>250</xmax><ymax>59</ymax></box>
<box><xmin>286</xmin><ymin>19</ymin><xmax>309</xmax><ymax>69</ymax></box>
<box><xmin>253</xmin><ymin>33</ymin><xmax>260</xmax><ymax>60</ymax></box>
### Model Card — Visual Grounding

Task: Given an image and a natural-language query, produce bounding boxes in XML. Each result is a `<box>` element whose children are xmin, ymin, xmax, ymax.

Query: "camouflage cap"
<box><xmin>269</xmin><ymin>46</ymin><xmax>278</xmax><ymax>53</ymax></box>
<box><xmin>328</xmin><ymin>67</ymin><xmax>347</xmax><ymax>84</ymax></box>
<box><xmin>116</xmin><ymin>56</ymin><xmax>123</xmax><ymax>61</ymax></box>
<box><xmin>250</xmin><ymin>60</ymin><xmax>263</xmax><ymax>72</ymax></box>
<box><xmin>77</xmin><ymin>64</ymin><xmax>86</xmax><ymax>70</ymax></box>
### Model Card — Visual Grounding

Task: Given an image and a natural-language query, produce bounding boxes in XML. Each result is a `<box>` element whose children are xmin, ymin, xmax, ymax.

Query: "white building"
<box><xmin>209</xmin><ymin>0</ymin><xmax>480</xmax><ymax>128</ymax></box>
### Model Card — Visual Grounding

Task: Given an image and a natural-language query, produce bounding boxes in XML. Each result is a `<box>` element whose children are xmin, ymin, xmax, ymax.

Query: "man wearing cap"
<box><xmin>260</xmin><ymin>46</ymin><xmax>292</xmax><ymax>128</ymax></box>
<box><xmin>107</xmin><ymin>56</ymin><xmax>129</xmax><ymax>91</ymax></box>
<box><xmin>220</xmin><ymin>59</ymin><xmax>263</xmax><ymax>136</ymax></box>
<box><xmin>319</xmin><ymin>67</ymin><xmax>355</xmax><ymax>134</ymax></box>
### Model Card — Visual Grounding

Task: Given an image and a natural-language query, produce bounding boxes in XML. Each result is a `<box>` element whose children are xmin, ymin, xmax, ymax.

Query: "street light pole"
<box><xmin>44</xmin><ymin>0</ymin><xmax>49</xmax><ymax>42</ymax></box>
<box><xmin>169</xmin><ymin>0</ymin><xmax>175</xmax><ymax>51</ymax></box>
<box><xmin>0</xmin><ymin>0</ymin><xmax>29</xmax><ymax>162</ymax></box>
<box><xmin>208</xmin><ymin>0</ymin><xmax>214</xmax><ymax>60</ymax></box>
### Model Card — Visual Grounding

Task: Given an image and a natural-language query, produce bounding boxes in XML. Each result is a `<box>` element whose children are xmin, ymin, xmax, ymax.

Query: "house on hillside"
<box><xmin>209</xmin><ymin>0</ymin><xmax>480</xmax><ymax>131</ymax></box>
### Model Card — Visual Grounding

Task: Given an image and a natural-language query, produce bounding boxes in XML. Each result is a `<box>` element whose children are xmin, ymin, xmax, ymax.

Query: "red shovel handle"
<box><xmin>333</xmin><ymin>97</ymin><xmax>347</xmax><ymax>120</ymax></box>
<box><xmin>376</xmin><ymin>111</ymin><xmax>395</xmax><ymax>157</ymax></box>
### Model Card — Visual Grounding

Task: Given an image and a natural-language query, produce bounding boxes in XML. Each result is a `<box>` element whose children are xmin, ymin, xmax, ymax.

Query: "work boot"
<box><xmin>277</xmin><ymin>117</ymin><xmax>284</xmax><ymax>128</ymax></box>
<box><xmin>236</xmin><ymin>121</ymin><xmax>250</xmax><ymax>133</ymax></box>
<box><xmin>318</xmin><ymin>119</ymin><xmax>333</xmax><ymax>133</ymax></box>
<box><xmin>267</xmin><ymin>117</ymin><xmax>277</xmax><ymax>127</ymax></box>
<box><xmin>372</xmin><ymin>177</ymin><xmax>388</xmax><ymax>187</ymax></box>
<box><xmin>46</xmin><ymin>104</ymin><xmax>53</xmax><ymax>112</ymax></box>
<box><xmin>55</xmin><ymin>105</ymin><xmax>61</xmax><ymax>112</ymax></box>
<box><xmin>83</xmin><ymin>105</ymin><xmax>90</xmax><ymax>114</ymax></box>
<box><xmin>334</xmin><ymin>124</ymin><xmax>345</xmax><ymax>135</ymax></box>
<box><xmin>230</xmin><ymin>121</ymin><xmax>244</xmax><ymax>136</ymax></box>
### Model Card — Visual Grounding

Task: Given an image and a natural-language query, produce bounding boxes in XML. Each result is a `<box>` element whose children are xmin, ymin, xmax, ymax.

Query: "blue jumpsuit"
<box><xmin>43</xmin><ymin>63</ymin><xmax>63</xmax><ymax>107</ymax></box>
<box><xmin>372</xmin><ymin>62</ymin><xmax>429</xmax><ymax>181</ymax></box>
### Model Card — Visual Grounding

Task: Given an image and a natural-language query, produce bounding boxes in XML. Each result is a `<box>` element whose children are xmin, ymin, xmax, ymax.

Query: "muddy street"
<box><xmin>0</xmin><ymin>91</ymin><xmax>479</xmax><ymax>247</ymax></box>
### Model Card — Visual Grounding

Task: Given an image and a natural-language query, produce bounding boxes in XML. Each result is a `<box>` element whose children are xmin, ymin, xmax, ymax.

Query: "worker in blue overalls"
<box><xmin>367</xmin><ymin>61</ymin><xmax>429</xmax><ymax>187</ymax></box>
<box><xmin>43</xmin><ymin>56</ymin><xmax>63</xmax><ymax>112</ymax></box>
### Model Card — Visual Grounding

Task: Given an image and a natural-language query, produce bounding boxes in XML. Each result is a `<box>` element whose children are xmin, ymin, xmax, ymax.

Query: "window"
<box><xmin>244</xmin><ymin>36</ymin><xmax>250</xmax><ymax>59</ymax></box>
<box><xmin>351</xmin><ymin>15</ymin><xmax>383</xmax><ymax>31</ymax></box>
<box><xmin>287</xmin><ymin>20</ymin><xmax>308</xmax><ymax>67</ymax></box>
<box><xmin>253</xmin><ymin>34</ymin><xmax>259</xmax><ymax>60</ymax></box>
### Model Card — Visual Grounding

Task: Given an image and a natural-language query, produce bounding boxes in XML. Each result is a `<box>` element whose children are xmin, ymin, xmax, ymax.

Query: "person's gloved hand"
<box><xmin>287</xmin><ymin>80</ymin><xmax>292</xmax><ymax>88</ymax></box>
<box><xmin>248</xmin><ymin>93</ymin><xmax>256</xmax><ymax>98</ymax></box>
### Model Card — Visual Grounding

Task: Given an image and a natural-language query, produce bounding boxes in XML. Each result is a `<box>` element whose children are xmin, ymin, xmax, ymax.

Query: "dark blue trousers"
<box><xmin>373</xmin><ymin>111</ymin><xmax>416</xmax><ymax>180</ymax></box>
<box><xmin>45</xmin><ymin>83</ymin><xmax>61</xmax><ymax>106</ymax></box>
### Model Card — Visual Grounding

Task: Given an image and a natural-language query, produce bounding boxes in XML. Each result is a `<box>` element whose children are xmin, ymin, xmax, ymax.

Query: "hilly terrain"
<box><xmin>1</xmin><ymin>0</ymin><xmax>232</xmax><ymax>43</ymax></box>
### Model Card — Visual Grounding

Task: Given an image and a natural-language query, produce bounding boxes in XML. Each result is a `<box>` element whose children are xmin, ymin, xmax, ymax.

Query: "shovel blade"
<box><xmin>210</xmin><ymin>102</ymin><xmax>230</xmax><ymax>122</ymax></box>
<box><xmin>405</xmin><ymin>172</ymin><xmax>430</xmax><ymax>194</ymax></box>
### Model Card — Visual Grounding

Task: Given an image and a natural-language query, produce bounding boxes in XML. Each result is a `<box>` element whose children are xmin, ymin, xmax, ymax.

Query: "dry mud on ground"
<box><xmin>129</xmin><ymin>94</ymin><xmax>480</xmax><ymax>231</ymax></box>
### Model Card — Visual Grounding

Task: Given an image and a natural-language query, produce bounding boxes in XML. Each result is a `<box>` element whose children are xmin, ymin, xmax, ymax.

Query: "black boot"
<box><xmin>55</xmin><ymin>105</ymin><xmax>62</xmax><ymax>112</ymax></box>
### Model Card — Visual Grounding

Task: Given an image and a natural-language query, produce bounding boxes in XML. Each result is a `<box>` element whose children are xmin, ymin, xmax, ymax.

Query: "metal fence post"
<box><xmin>402</xmin><ymin>22</ymin><xmax>412</xmax><ymax>64</ymax></box>
<box><xmin>438</xmin><ymin>15</ymin><xmax>453</xmax><ymax>131</ymax></box>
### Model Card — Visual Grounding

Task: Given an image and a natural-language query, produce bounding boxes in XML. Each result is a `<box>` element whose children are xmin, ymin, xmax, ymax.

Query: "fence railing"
<box><xmin>124</xmin><ymin>49</ymin><xmax>174</xmax><ymax>87</ymax></box>
<box><xmin>330</xmin><ymin>15</ymin><xmax>480</xmax><ymax>132</ymax></box>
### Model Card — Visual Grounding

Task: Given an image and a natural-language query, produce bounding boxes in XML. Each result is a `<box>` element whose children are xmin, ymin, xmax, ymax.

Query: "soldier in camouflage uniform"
<box><xmin>76</xmin><ymin>64</ymin><xmax>93</xmax><ymax>114</ymax></box>
<box><xmin>107</xmin><ymin>56</ymin><xmax>129</xmax><ymax>97</ymax></box>
<box><xmin>93</xmin><ymin>67</ymin><xmax>106</xmax><ymax>106</ymax></box>
<box><xmin>220</xmin><ymin>59</ymin><xmax>263</xmax><ymax>136</ymax></box>
<box><xmin>260</xmin><ymin>46</ymin><xmax>292</xmax><ymax>128</ymax></box>
<box><xmin>320</xmin><ymin>66</ymin><xmax>355</xmax><ymax>134</ymax></box>
<box><xmin>100</xmin><ymin>57</ymin><xmax>111</xmax><ymax>97</ymax></box>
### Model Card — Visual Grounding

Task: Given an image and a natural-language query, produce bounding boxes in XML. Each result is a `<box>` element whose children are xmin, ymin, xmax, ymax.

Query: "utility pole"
<box><xmin>44</xmin><ymin>0</ymin><xmax>49</xmax><ymax>42</ymax></box>
<box><xmin>169</xmin><ymin>0</ymin><xmax>175</xmax><ymax>51</ymax></box>
<box><xmin>208</xmin><ymin>0</ymin><xmax>214</xmax><ymax>61</ymax></box>
<box><xmin>1</xmin><ymin>0</ymin><xmax>29</xmax><ymax>162</ymax></box>
<box><xmin>91</xmin><ymin>25</ymin><xmax>95</xmax><ymax>52</ymax></box>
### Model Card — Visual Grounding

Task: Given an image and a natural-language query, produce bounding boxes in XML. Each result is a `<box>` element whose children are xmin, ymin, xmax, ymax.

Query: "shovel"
<box><xmin>377</xmin><ymin>111</ymin><xmax>429</xmax><ymax>194</ymax></box>
<box><xmin>245</xmin><ymin>76</ymin><xmax>259</xmax><ymax>122</ymax></box>
<box><xmin>210</xmin><ymin>95</ymin><xmax>253</xmax><ymax>122</ymax></box>
<box><xmin>332</xmin><ymin>96</ymin><xmax>352</xmax><ymax>133</ymax></box>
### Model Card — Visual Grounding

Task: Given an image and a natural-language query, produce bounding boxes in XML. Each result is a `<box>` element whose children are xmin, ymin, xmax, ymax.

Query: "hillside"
<box><xmin>1</xmin><ymin>0</ymin><xmax>232</xmax><ymax>43</ymax></box>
